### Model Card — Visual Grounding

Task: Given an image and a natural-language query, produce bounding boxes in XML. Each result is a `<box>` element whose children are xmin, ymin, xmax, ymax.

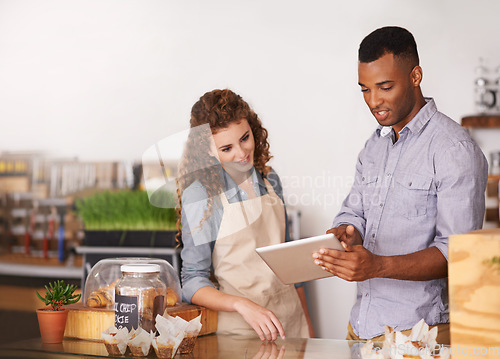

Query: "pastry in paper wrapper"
<box><xmin>152</xmin><ymin>334</ymin><xmax>184</xmax><ymax>358</ymax></box>
<box><xmin>360</xmin><ymin>319</ymin><xmax>450</xmax><ymax>359</ymax></box>
<box><xmin>102</xmin><ymin>326</ymin><xmax>129</xmax><ymax>356</ymax></box>
<box><xmin>162</xmin><ymin>313</ymin><xmax>202</xmax><ymax>354</ymax></box>
<box><xmin>179</xmin><ymin>314</ymin><xmax>202</xmax><ymax>354</ymax></box>
<box><xmin>128</xmin><ymin>327</ymin><xmax>154</xmax><ymax>357</ymax></box>
<box><xmin>153</xmin><ymin>314</ymin><xmax>184</xmax><ymax>358</ymax></box>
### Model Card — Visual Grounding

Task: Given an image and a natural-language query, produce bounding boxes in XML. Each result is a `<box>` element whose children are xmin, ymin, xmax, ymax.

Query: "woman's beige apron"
<box><xmin>212</xmin><ymin>178</ymin><xmax>309</xmax><ymax>338</ymax></box>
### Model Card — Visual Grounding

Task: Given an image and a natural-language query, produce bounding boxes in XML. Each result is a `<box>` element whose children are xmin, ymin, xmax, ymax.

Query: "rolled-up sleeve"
<box><xmin>180</xmin><ymin>182</ymin><xmax>219</xmax><ymax>303</ymax></box>
<box><xmin>433</xmin><ymin>140</ymin><xmax>488</xmax><ymax>260</ymax></box>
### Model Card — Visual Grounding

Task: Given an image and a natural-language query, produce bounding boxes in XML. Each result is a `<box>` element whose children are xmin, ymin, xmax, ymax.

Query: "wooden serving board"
<box><xmin>64</xmin><ymin>302</ymin><xmax>217</xmax><ymax>342</ymax></box>
<box><xmin>449</xmin><ymin>228</ymin><xmax>500</xmax><ymax>358</ymax></box>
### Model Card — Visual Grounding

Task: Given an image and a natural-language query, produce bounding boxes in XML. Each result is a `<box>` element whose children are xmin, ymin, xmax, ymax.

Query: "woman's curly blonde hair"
<box><xmin>175</xmin><ymin>89</ymin><xmax>272</xmax><ymax>244</ymax></box>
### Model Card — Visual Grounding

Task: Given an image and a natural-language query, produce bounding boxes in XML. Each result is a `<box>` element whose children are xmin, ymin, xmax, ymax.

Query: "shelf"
<box><xmin>461</xmin><ymin>115</ymin><xmax>500</xmax><ymax>128</ymax></box>
<box><xmin>0</xmin><ymin>262</ymin><xmax>82</xmax><ymax>278</ymax></box>
<box><xmin>75</xmin><ymin>246</ymin><xmax>180</xmax><ymax>255</ymax></box>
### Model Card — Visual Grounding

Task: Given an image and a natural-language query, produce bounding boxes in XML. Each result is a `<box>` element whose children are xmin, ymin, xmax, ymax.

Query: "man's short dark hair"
<box><xmin>358</xmin><ymin>26</ymin><xmax>419</xmax><ymax>67</ymax></box>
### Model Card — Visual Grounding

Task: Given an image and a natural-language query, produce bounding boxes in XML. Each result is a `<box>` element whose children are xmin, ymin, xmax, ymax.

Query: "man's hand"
<box><xmin>326</xmin><ymin>224</ymin><xmax>363</xmax><ymax>246</ymax></box>
<box><xmin>314</xmin><ymin>225</ymin><xmax>448</xmax><ymax>281</ymax></box>
<box><xmin>313</xmin><ymin>239</ymin><xmax>382</xmax><ymax>282</ymax></box>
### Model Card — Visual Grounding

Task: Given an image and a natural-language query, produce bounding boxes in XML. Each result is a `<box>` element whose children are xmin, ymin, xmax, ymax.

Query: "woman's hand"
<box><xmin>191</xmin><ymin>287</ymin><xmax>285</xmax><ymax>341</ymax></box>
<box><xmin>233</xmin><ymin>297</ymin><xmax>285</xmax><ymax>342</ymax></box>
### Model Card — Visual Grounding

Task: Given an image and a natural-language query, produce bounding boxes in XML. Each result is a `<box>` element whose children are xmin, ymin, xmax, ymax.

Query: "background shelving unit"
<box><xmin>461</xmin><ymin>115</ymin><xmax>500</xmax><ymax>128</ymax></box>
<box><xmin>462</xmin><ymin>115</ymin><xmax>500</xmax><ymax>228</ymax></box>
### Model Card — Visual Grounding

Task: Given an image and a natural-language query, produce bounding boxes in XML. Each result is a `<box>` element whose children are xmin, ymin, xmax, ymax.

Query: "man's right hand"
<box><xmin>327</xmin><ymin>224</ymin><xmax>362</xmax><ymax>246</ymax></box>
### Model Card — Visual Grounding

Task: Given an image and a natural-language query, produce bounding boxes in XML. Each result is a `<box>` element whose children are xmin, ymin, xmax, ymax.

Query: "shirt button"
<box><xmin>372</xmin><ymin>233</ymin><xmax>375</xmax><ymax>238</ymax></box>
<box><xmin>408</xmin><ymin>182</ymin><xmax>412</xmax><ymax>186</ymax></box>
<box><xmin>365</xmin><ymin>293</ymin><xmax>369</xmax><ymax>297</ymax></box>
<box><xmin>386</xmin><ymin>173</ymin><xmax>391</xmax><ymax>177</ymax></box>
<box><xmin>379</xmin><ymin>203</ymin><xmax>383</xmax><ymax>207</ymax></box>
<box><xmin>362</xmin><ymin>177</ymin><xmax>365</xmax><ymax>181</ymax></box>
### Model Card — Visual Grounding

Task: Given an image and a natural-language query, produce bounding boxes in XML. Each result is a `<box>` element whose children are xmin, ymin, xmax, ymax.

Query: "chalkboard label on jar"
<box><xmin>114</xmin><ymin>294</ymin><xmax>138</xmax><ymax>330</ymax></box>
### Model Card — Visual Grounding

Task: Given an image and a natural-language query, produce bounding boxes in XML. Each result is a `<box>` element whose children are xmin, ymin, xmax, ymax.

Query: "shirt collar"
<box><xmin>377</xmin><ymin>97</ymin><xmax>437</xmax><ymax>138</ymax></box>
<box><xmin>222</xmin><ymin>166</ymin><xmax>265</xmax><ymax>201</ymax></box>
<box><xmin>404</xmin><ymin>97</ymin><xmax>437</xmax><ymax>135</ymax></box>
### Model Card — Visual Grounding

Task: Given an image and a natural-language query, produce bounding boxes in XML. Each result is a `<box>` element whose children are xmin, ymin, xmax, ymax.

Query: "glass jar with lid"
<box><xmin>114</xmin><ymin>263</ymin><xmax>166</xmax><ymax>333</ymax></box>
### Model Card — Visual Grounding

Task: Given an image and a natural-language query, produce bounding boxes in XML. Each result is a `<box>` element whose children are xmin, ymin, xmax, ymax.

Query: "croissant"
<box><xmin>166</xmin><ymin>287</ymin><xmax>178</xmax><ymax>307</ymax></box>
<box><xmin>86</xmin><ymin>289</ymin><xmax>113</xmax><ymax>308</ymax></box>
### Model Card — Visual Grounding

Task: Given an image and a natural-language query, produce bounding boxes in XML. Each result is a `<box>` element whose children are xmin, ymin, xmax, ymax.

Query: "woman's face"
<box><xmin>212</xmin><ymin>119</ymin><xmax>255</xmax><ymax>173</ymax></box>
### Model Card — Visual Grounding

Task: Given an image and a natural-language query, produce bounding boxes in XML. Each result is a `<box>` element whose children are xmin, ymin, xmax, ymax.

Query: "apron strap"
<box><xmin>219</xmin><ymin>173</ymin><xmax>278</xmax><ymax>207</ymax></box>
<box><xmin>262</xmin><ymin>177</ymin><xmax>275</xmax><ymax>195</ymax></box>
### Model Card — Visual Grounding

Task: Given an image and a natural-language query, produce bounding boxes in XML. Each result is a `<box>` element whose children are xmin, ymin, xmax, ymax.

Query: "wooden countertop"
<box><xmin>0</xmin><ymin>335</ymin><xmax>363</xmax><ymax>358</ymax></box>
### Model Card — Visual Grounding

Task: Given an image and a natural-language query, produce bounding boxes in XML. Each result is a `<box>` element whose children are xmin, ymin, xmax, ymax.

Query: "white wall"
<box><xmin>1</xmin><ymin>0</ymin><xmax>500</xmax><ymax>339</ymax></box>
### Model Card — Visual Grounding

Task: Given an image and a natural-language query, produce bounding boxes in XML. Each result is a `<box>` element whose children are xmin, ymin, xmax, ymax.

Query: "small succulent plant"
<box><xmin>36</xmin><ymin>280</ymin><xmax>81</xmax><ymax>311</ymax></box>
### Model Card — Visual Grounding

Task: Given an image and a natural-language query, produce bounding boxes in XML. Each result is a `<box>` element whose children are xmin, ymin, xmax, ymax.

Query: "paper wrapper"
<box><xmin>178</xmin><ymin>314</ymin><xmax>202</xmax><ymax>354</ymax></box>
<box><xmin>360</xmin><ymin>319</ymin><xmax>450</xmax><ymax>359</ymax></box>
<box><xmin>153</xmin><ymin>314</ymin><xmax>186</xmax><ymax>358</ymax></box>
<box><xmin>128</xmin><ymin>327</ymin><xmax>154</xmax><ymax>357</ymax></box>
<box><xmin>152</xmin><ymin>331</ymin><xmax>184</xmax><ymax>358</ymax></box>
<box><xmin>101</xmin><ymin>326</ymin><xmax>129</xmax><ymax>356</ymax></box>
<box><xmin>154</xmin><ymin>313</ymin><xmax>203</xmax><ymax>355</ymax></box>
<box><xmin>156</xmin><ymin>314</ymin><xmax>185</xmax><ymax>337</ymax></box>
<box><xmin>161</xmin><ymin>313</ymin><xmax>202</xmax><ymax>354</ymax></box>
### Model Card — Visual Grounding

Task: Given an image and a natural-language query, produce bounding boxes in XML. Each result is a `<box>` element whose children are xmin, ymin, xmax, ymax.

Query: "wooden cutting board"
<box><xmin>449</xmin><ymin>229</ymin><xmax>500</xmax><ymax>358</ymax></box>
<box><xmin>64</xmin><ymin>302</ymin><xmax>217</xmax><ymax>342</ymax></box>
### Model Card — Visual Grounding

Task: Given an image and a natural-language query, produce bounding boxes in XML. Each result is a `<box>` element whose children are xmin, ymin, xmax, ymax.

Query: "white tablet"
<box><xmin>255</xmin><ymin>233</ymin><xmax>345</xmax><ymax>284</ymax></box>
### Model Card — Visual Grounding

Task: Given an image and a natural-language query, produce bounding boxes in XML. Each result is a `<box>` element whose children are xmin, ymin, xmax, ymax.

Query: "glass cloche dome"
<box><xmin>83</xmin><ymin>257</ymin><xmax>181</xmax><ymax>309</ymax></box>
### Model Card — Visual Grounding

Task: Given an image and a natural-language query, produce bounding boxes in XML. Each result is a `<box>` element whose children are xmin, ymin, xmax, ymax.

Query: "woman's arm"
<box><xmin>180</xmin><ymin>182</ymin><xmax>220</xmax><ymax>302</ymax></box>
<box><xmin>191</xmin><ymin>286</ymin><xmax>285</xmax><ymax>342</ymax></box>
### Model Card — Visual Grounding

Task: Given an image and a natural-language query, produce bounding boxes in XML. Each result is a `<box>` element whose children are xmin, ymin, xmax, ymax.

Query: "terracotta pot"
<box><xmin>36</xmin><ymin>308</ymin><xmax>69</xmax><ymax>344</ymax></box>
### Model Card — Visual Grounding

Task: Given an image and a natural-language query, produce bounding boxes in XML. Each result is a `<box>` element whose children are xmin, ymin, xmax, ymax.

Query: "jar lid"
<box><xmin>120</xmin><ymin>264</ymin><xmax>161</xmax><ymax>273</ymax></box>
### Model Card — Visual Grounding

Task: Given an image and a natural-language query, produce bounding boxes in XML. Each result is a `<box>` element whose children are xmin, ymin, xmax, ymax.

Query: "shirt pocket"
<box><xmin>360</xmin><ymin>171</ymin><xmax>380</xmax><ymax>213</ymax></box>
<box><xmin>393</xmin><ymin>173</ymin><xmax>433</xmax><ymax>219</ymax></box>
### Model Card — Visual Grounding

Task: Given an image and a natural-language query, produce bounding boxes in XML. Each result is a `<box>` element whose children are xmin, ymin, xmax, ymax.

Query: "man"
<box><xmin>313</xmin><ymin>26</ymin><xmax>488</xmax><ymax>344</ymax></box>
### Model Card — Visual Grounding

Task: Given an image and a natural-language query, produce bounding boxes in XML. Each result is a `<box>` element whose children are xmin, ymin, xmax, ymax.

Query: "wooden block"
<box><xmin>65</xmin><ymin>303</ymin><xmax>114</xmax><ymax>342</ymax></box>
<box><xmin>449</xmin><ymin>229</ymin><xmax>500</xmax><ymax>358</ymax></box>
<box><xmin>166</xmin><ymin>302</ymin><xmax>218</xmax><ymax>336</ymax></box>
<box><xmin>65</xmin><ymin>302</ymin><xmax>217</xmax><ymax>341</ymax></box>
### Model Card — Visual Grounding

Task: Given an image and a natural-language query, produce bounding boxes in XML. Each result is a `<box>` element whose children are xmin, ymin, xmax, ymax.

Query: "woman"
<box><xmin>176</xmin><ymin>89</ymin><xmax>312</xmax><ymax>341</ymax></box>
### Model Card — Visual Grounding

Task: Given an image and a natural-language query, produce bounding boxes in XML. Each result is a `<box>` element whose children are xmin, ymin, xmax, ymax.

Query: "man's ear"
<box><xmin>410</xmin><ymin>65</ymin><xmax>423</xmax><ymax>87</ymax></box>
